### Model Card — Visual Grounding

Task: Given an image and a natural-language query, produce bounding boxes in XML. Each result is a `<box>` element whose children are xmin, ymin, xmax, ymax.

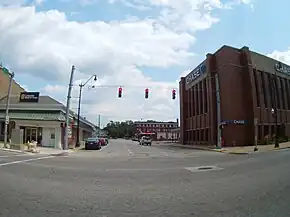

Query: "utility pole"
<box><xmin>64</xmin><ymin>65</ymin><xmax>75</xmax><ymax>150</ymax></box>
<box><xmin>98</xmin><ymin>114</ymin><xmax>101</xmax><ymax>137</ymax></box>
<box><xmin>4</xmin><ymin>71</ymin><xmax>14</xmax><ymax>148</ymax></box>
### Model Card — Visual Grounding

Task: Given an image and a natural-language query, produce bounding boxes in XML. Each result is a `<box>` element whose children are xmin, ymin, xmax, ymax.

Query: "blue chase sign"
<box><xmin>186</xmin><ymin>63</ymin><xmax>206</xmax><ymax>85</ymax></box>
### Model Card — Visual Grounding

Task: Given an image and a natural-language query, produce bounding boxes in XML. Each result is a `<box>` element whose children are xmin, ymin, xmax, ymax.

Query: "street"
<box><xmin>0</xmin><ymin>139</ymin><xmax>290</xmax><ymax>217</ymax></box>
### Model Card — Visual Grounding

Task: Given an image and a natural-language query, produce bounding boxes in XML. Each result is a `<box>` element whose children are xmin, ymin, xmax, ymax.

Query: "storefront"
<box><xmin>0</xmin><ymin>93</ymin><xmax>96</xmax><ymax>148</ymax></box>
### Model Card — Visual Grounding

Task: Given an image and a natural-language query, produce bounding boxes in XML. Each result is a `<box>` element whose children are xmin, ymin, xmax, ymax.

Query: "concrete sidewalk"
<box><xmin>154</xmin><ymin>141</ymin><xmax>290</xmax><ymax>155</ymax></box>
<box><xmin>0</xmin><ymin>142</ymin><xmax>72</xmax><ymax>156</ymax></box>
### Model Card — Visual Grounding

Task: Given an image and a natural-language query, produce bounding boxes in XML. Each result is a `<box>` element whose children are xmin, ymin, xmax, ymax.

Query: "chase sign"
<box><xmin>275</xmin><ymin>62</ymin><xmax>290</xmax><ymax>74</ymax></box>
<box><xmin>186</xmin><ymin>63</ymin><xmax>206</xmax><ymax>85</ymax></box>
<box><xmin>19</xmin><ymin>92</ymin><xmax>40</xmax><ymax>103</ymax></box>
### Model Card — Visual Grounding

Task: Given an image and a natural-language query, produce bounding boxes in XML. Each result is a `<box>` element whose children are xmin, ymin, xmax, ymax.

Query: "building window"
<box><xmin>204</xmin><ymin>79</ymin><xmax>208</xmax><ymax>113</ymax></box>
<box><xmin>276</xmin><ymin>76</ymin><xmax>281</xmax><ymax>109</ymax></box>
<box><xmin>199</xmin><ymin>82</ymin><xmax>203</xmax><ymax>114</ymax></box>
<box><xmin>253</xmin><ymin>69</ymin><xmax>260</xmax><ymax>107</ymax></box>
<box><xmin>267</xmin><ymin>73</ymin><xmax>275</xmax><ymax>109</ymax></box>
<box><xmin>287</xmin><ymin>80</ymin><xmax>290</xmax><ymax>110</ymax></box>
<box><xmin>261</xmin><ymin>71</ymin><xmax>268</xmax><ymax>108</ymax></box>
<box><xmin>0</xmin><ymin>122</ymin><xmax>4</xmax><ymax>135</ymax></box>
<box><xmin>280</xmin><ymin>78</ymin><xmax>286</xmax><ymax>109</ymax></box>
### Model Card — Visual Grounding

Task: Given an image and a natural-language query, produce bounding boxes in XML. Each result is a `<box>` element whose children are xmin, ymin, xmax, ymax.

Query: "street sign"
<box><xmin>5</xmin><ymin>115</ymin><xmax>9</xmax><ymax>124</ymax></box>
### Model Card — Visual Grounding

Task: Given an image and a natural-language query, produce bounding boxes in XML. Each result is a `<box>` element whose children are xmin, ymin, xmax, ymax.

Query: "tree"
<box><xmin>103</xmin><ymin>120</ymin><xmax>136</xmax><ymax>138</ymax></box>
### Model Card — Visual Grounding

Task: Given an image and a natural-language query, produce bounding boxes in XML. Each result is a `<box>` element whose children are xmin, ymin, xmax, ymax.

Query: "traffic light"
<box><xmin>118</xmin><ymin>87</ymin><xmax>123</xmax><ymax>98</ymax></box>
<box><xmin>145</xmin><ymin>88</ymin><xmax>149</xmax><ymax>99</ymax></box>
<box><xmin>172</xmin><ymin>89</ymin><xmax>176</xmax><ymax>100</ymax></box>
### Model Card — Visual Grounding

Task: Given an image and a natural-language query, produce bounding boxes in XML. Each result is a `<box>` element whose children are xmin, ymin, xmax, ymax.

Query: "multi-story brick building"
<box><xmin>179</xmin><ymin>45</ymin><xmax>290</xmax><ymax>147</ymax></box>
<box><xmin>135</xmin><ymin>120</ymin><xmax>179</xmax><ymax>140</ymax></box>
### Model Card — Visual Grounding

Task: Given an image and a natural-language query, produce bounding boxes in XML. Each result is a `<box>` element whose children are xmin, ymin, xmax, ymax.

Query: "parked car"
<box><xmin>85</xmin><ymin>138</ymin><xmax>101</xmax><ymax>150</ymax></box>
<box><xmin>99</xmin><ymin>138</ymin><xmax>107</xmax><ymax>146</ymax></box>
<box><xmin>139</xmin><ymin>136</ymin><xmax>152</xmax><ymax>146</ymax></box>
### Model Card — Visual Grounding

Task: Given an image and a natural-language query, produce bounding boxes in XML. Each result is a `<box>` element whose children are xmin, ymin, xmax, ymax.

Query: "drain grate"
<box><xmin>197</xmin><ymin>166</ymin><xmax>214</xmax><ymax>170</ymax></box>
<box><xmin>184</xmin><ymin>165</ymin><xmax>223</xmax><ymax>172</ymax></box>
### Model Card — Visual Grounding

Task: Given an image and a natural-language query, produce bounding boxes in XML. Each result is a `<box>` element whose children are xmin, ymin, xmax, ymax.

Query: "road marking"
<box><xmin>127</xmin><ymin>149</ymin><xmax>134</xmax><ymax>156</ymax></box>
<box><xmin>105</xmin><ymin>167</ymin><xmax>182</xmax><ymax>171</ymax></box>
<box><xmin>0</xmin><ymin>156</ymin><xmax>55</xmax><ymax>167</ymax></box>
<box><xmin>160</xmin><ymin>152</ymin><xmax>169</xmax><ymax>157</ymax></box>
<box><xmin>0</xmin><ymin>154</ymin><xmax>30</xmax><ymax>158</ymax></box>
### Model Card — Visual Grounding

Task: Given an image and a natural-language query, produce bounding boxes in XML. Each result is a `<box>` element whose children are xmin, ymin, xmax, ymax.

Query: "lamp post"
<box><xmin>271</xmin><ymin>108</ymin><xmax>279</xmax><ymax>148</ymax></box>
<box><xmin>75</xmin><ymin>75</ymin><xmax>97</xmax><ymax>147</ymax></box>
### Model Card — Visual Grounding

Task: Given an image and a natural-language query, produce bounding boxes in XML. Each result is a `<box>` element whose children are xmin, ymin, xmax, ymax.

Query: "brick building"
<box><xmin>179</xmin><ymin>45</ymin><xmax>290</xmax><ymax>147</ymax></box>
<box><xmin>135</xmin><ymin>120</ymin><xmax>178</xmax><ymax>140</ymax></box>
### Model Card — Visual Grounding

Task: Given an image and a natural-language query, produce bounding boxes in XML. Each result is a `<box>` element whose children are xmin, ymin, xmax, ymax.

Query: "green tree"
<box><xmin>103</xmin><ymin>120</ymin><xmax>136</xmax><ymax>138</ymax></box>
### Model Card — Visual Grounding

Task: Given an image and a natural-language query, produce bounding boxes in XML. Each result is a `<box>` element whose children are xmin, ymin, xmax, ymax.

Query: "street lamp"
<box><xmin>271</xmin><ymin>108</ymin><xmax>279</xmax><ymax>148</ymax></box>
<box><xmin>75</xmin><ymin>75</ymin><xmax>97</xmax><ymax>147</ymax></box>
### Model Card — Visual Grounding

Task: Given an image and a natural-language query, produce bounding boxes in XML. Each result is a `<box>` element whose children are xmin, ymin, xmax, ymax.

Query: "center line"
<box><xmin>0</xmin><ymin>156</ymin><xmax>55</xmax><ymax>167</ymax></box>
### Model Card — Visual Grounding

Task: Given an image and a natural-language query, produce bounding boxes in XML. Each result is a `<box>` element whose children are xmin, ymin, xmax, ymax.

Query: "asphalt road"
<box><xmin>0</xmin><ymin>139</ymin><xmax>290</xmax><ymax>217</ymax></box>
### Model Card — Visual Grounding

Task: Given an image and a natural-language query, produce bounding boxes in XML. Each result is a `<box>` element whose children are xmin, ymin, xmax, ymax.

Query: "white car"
<box><xmin>139</xmin><ymin>136</ymin><xmax>152</xmax><ymax>146</ymax></box>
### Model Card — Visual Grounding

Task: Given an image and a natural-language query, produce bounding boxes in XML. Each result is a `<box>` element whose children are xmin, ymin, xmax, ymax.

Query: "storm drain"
<box><xmin>184</xmin><ymin>165</ymin><xmax>223</xmax><ymax>172</ymax></box>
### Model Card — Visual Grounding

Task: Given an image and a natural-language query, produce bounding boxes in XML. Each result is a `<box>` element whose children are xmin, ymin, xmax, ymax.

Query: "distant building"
<box><xmin>135</xmin><ymin>120</ymin><xmax>179</xmax><ymax>140</ymax></box>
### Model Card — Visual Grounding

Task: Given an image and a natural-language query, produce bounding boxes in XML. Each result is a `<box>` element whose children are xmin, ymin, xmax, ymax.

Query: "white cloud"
<box><xmin>268</xmin><ymin>48</ymin><xmax>290</xmax><ymax>65</ymax></box>
<box><xmin>0</xmin><ymin>0</ymin><xmax>251</xmax><ymax>124</ymax></box>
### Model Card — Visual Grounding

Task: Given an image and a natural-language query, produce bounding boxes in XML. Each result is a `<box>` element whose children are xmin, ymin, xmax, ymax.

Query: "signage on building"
<box><xmin>275</xmin><ymin>62</ymin><xmax>290</xmax><ymax>74</ymax></box>
<box><xmin>185</xmin><ymin>63</ymin><xmax>206</xmax><ymax>84</ymax></box>
<box><xmin>221</xmin><ymin>120</ymin><xmax>246</xmax><ymax>125</ymax></box>
<box><xmin>19</xmin><ymin>92</ymin><xmax>40</xmax><ymax>103</ymax></box>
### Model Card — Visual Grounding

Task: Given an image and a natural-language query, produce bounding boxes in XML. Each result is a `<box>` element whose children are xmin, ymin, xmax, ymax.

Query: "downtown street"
<box><xmin>0</xmin><ymin>140</ymin><xmax>290</xmax><ymax>217</ymax></box>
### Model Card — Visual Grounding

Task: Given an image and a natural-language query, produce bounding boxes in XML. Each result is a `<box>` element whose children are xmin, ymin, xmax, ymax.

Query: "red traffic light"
<box><xmin>145</xmin><ymin>88</ymin><xmax>149</xmax><ymax>98</ymax></box>
<box><xmin>172</xmin><ymin>89</ymin><xmax>176</xmax><ymax>99</ymax></box>
<box><xmin>118</xmin><ymin>87</ymin><xmax>123</xmax><ymax>98</ymax></box>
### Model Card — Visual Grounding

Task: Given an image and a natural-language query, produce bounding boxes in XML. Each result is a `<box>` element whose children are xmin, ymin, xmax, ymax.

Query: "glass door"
<box><xmin>31</xmin><ymin>128</ymin><xmax>37</xmax><ymax>142</ymax></box>
<box><xmin>25</xmin><ymin>128</ymin><xmax>38</xmax><ymax>142</ymax></box>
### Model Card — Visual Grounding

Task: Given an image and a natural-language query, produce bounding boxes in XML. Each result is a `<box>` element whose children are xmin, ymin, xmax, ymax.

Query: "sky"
<box><xmin>1</xmin><ymin>0</ymin><xmax>290</xmax><ymax>127</ymax></box>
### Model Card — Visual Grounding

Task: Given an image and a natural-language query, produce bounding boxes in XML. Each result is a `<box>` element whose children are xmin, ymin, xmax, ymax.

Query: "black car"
<box><xmin>85</xmin><ymin>138</ymin><xmax>101</xmax><ymax>150</ymax></box>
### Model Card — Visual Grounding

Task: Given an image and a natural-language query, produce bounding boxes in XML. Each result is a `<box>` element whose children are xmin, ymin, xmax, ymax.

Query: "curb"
<box><xmin>170</xmin><ymin>145</ymin><xmax>250</xmax><ymax>155</ymax></box>
<box><xmin>273</xmin><ymin>147</ymin><xmax>290</xmax><ymax>151</ymax></box>
<box><xmin>50</xmin><ymin>151</ymin><xmax>70</xmax><ymax>156</ymax></box>
<box><xmin>0</xmin><ymin>147</ymin><xmax>26</xmax><ymax>154</ymax></box>
<box><xmin>226</xmin><ymin>151</ymin><xmax>249</xmax><ymax>155</ymax></box>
